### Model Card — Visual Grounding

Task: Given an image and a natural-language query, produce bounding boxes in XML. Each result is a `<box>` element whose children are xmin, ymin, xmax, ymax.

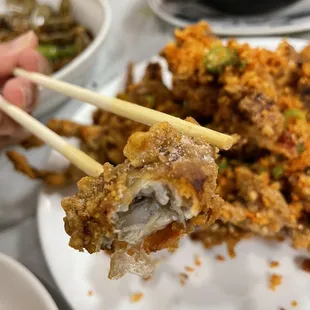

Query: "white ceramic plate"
<box><xmin>149</xmin><ymin>0</ymin><xmax>310</xmax><ymax>36</ymax></box>
<box><xmin>38</xmin><ymin>38</ymin><xmax>310</xmax><ymax>310</ymax></box>
<box><xmin>0</xmin><ymin>252</ymin><xmax>58</xmax><ymax>310</ymax></box>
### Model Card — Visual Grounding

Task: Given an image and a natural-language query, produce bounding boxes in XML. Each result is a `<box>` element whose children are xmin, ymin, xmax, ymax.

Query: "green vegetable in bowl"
<box><xmin>38</xmin><ymin>44</ymin><xmax>78</xmax><ymax>61</ymax></box>
<box><xmin>59</xmin><ymin>0</ymin><xmax>72</xmax><ymax>17</ymax></box>
<box><xmin>1</xmin><ymin>0</ymin><xmax>93</xmax><ymax>73</ymax></box>
<box><xmin>203</xmin><ymin>45</ymin><xmax>239</xmax><ymax>74</ymax></box>
<box><xmin>6</xmin><ymin>0</ymin><xmax>36</xmax><ymax>15</ymax></box>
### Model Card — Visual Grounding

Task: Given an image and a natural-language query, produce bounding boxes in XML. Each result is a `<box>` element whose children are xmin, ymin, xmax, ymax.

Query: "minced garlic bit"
<box><xmin>87</xmin><ymin>290</ymin><xmax>93</xmax><ymax>296</ymax></box>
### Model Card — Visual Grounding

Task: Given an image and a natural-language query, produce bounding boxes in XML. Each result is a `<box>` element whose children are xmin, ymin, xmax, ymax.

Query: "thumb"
<box><xmin>0</xmin><ymin>31</ymin><xmax>38</xmax><ymax>78</ymax></box>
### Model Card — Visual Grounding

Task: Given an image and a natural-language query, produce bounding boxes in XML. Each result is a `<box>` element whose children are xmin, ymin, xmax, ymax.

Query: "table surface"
<box><xmin>1</xmin><ymin>0</ymin><xmax>310</xmax><ymax>307</ymax></box>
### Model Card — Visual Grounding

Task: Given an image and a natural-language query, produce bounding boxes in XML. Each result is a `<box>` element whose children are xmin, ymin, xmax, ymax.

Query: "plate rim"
<box><xmin>148</xmin><ymin>0</ymin><xmax>310</xmax><ymax>36</ymax></box>
<box><xmin>0</xmin><ymin>252</ymin><xmax>59</xmax><ymax>310</ymax></box>
<box><xmin>37</xmin><ymin>37</ymin><xmax>309</xmax><ymax>310</ymax></box>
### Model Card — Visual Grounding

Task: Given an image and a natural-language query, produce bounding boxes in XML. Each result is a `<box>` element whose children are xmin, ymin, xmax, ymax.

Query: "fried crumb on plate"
<box><xmin>291</xmin><ymin>300</ymin><xmax>298</xmax><ymax>307</ymax></box>
<box><xmin>301</xmin><ymin>258</ymin><xmax>310</xmax><ymax>273</ymax></box>
<box><xmin>87</xmin><ymin>290</ymin><xmax>93</xmax><ymax>296</ymax></box>
<box><xmin>277</xmin><ymin>236</ymin><xmax>286</xmax><ymax>243</ymax></box>
<box><xmin>226</xmin><ymin>238</ymin><xmax>239</xmax><ymax>258</ymax></box>
<box><xmin>142</xmin><ymin>275</ymin><xmax>152</xmax><ymax>282</ymax></box>
<box><xmin>180</xmin><ymin>278</ymin><xmax>186</xmax><ymax>286</ymax></box>
<box><xmin>179</xmin><ymin>272</ymin><xmax>189</xmax><ymax>286</ymax></box>
<box><xmin>216</xmin><ymin>255</ymin><xmax>225</xmax><ymax>261</ymax></box>
<box><xmin>184</xmin><ymin>266</ymin><xmax>195</xmax><ymax>272</ymax></box>
<box><xmin>180</xmin><ymin>272</ymin><xmax>189</xmax><ymax>279</ymax></box>
<box><xmin>295</xmin><ymin>256</ymin><xmax>310</xmax><ymax>273</ymax></box>
<box><xmin>194</xmin><ymin>255</ymin><xmax>201</xmax><ymax>266</ymax></box>
<box><xmin>130</xmin><ymin>292</ymin><xmax>144</xmax><ymax>303</ymax></box>
<box><xmin>269</xmin><ymin>274</ymin><xmax>283</xmax><ymax>291</ymax></box>
<box><xmin>269</xmin><ymin>260</ymin><xmax>280</xmax><ymax>268</ymax></box>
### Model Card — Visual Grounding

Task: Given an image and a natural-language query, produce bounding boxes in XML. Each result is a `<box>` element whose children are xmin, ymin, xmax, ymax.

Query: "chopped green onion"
<box><xmin>145</xmin><ymin>95</ymin><xmax>155</xmax><ymax>108</ymax></box>
<box><xmin>238</xmin><ymin>60</ymin><xmax>248</xmax><ymax>71</ymax></box>
<box><xmin>271</xmin><ymin>165</ymin><xmax>284</xmax><ymax>180</ymax></box>
<box><xmin>296</xmin><ymin>142</ymin><xmax>305</xmax><ymax>154</ymax></box>
<box><xmin>255</xmin><ymin>165</ymin><xmax>267</xmax><ymax>173</ymax></box>
<box><xmin>183</xmin><ymin>100</ymin><xmax>189</xmax><ymax>108</ymax></box>
<box><xmin>218</xmin><ymin>159</ymin><xmax>229</xmax><ymax>173</ymax></box>
<box><xmin>283</xmin><ymin>109</ymin><xmax>306</xmax><ymax>121</ymax></box>
<box><xmin>203</xmin><ymin>45</ymin><xmax>239</xmax><ymax>74</ymax></box>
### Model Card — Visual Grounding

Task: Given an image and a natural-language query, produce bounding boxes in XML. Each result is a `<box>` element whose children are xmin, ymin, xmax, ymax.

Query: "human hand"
<box><xmin>0</xmin><ymin>31</ymin><xmax>50</xmax><ymax>149</ymax></box>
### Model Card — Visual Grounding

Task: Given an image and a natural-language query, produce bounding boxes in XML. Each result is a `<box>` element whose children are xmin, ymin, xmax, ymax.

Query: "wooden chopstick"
<box><xmin>0</xmin><ymin>95</ymin><xmax>103</xmax><ymax>177</ymax></box>
<box><xmin>14</xmin><ymin>68</ymin><xmax>234</xmax><ymax>150</ymax></box>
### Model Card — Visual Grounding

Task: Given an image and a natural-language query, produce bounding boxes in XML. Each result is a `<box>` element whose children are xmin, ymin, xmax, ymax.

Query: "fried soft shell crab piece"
<box><xmin>62</xmin><ymin>120</ymin><xmax>223</xmax><ymax>279</ymax></box>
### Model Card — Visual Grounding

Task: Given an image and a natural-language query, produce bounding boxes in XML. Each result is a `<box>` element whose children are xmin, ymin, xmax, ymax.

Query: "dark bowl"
<box><xmin>202</xmin><ymin>0</ymin><xmax>301</xmax><ymax>15</ymax></box>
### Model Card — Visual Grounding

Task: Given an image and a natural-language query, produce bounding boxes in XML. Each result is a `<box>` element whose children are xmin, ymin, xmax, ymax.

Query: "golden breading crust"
<box><xmin>161</xmin><ymin>21</ymin><xmax>310</xmax><ymax>251</ymax></box>
<box><xmin>62</xmin><ymin>120</ymin><xmax>223</xmax><ymax>279</ymax></box>
<box><xmin>291</xmin><ymin>225</ymin><xmax>310</xmax><ymax>251</ymax></box>
<box><xmin>219</xmin><ymin>167</ymin><xmax>296</xmax><ymax>236</ymax></box>
<box><xmin>161</xmin><ymin>22</ymin><xmax>310</xmax><ymax>160</ymax></box>
<box><xmin>6</xmin><ymin>151</ymin><xmax>83</xmax><ymax>186</ymax></box>
<box><xmin>191</xmin><ymin>221</ymin><xmax>252</xmax><ymax>258</ymax></box>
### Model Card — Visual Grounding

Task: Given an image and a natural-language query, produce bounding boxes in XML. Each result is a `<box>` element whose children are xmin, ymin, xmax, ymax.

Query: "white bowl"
<box><xmin>34</xmin><ymin>0</ymin><xmax>112</xmax><ymax>117</ymax></box>
<box><xmin>0</xmin><ymin>253</ymin><xmax>58</xmax><ymax>310</ymax></box>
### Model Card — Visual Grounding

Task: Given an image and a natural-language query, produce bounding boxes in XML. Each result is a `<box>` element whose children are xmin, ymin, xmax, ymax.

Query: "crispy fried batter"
<box><xmin>62</xmin><ymin>121</ymin><xmax>223</xmax><ymax>279</ymax></box>
<box><xmin>162</xmin><ymin>22</ymin><xmax>310</xmax><ymax>160</ymax></box>
<box><xmin>6</xmin><ymin>151</ymin><xmax>81</xmax><ymax>186</ymax></box>
<box><xmin>290</xmin><ymin>221</ymin><xmax>310</xmax><ymax>251</ymax></box>
<box><xmin>20</xmin><ymin>135</ymin><xmax>44</xmax><ymax>149</ymax></box>
<box><xmin>219</xmin><ymin>167</ymin><xmax>295</xmax><ymax>236</ymax></box>
<box><xmin>191</xmin><ymin>221</ymin><xmax>252</xmax><ymax>258</ymax></box>
<box><xmin>161</xmin><ymin>21</ymin><xmax>310</xmax><ymax>251</ymax></box>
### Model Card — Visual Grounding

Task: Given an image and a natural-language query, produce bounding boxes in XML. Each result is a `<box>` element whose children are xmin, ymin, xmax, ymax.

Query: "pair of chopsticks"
<box><xmin>0</xmin><ymin>68</ymin><xmax>233</xmax><ymax>177</ymax></box>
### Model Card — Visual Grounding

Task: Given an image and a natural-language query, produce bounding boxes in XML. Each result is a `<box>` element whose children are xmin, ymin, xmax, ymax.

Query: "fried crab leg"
<box><xmin>62</xmin><ymin>120</ymin><xmax>223</xmax><ymax>279</ymax></box>
<box><xmin>7</xmin><ymin>150</ymin><xmax>84</xmax><ymax>186</ymax></box>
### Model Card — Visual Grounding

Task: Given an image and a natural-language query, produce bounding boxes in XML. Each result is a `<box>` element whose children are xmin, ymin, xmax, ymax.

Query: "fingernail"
<box><xmin>38</xmin><ymin>57</ymin><xmax>51</xmax><ymax>75</ymax></box>
<box><xmin>20</xmin><ymin>85</ymin><xmax>33</xmax><ymax>109</ymax></box>
<box><xmin>11</xmin><ymin>31</ymin><xmax>35</xmax><ymax>50</ymax></box>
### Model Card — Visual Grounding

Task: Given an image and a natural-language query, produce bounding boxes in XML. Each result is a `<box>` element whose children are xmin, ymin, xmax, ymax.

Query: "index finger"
<box><xmin>0</xmin><ymin>31</ymin><xmax>38</xmax><ymax>78</ymax></box>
